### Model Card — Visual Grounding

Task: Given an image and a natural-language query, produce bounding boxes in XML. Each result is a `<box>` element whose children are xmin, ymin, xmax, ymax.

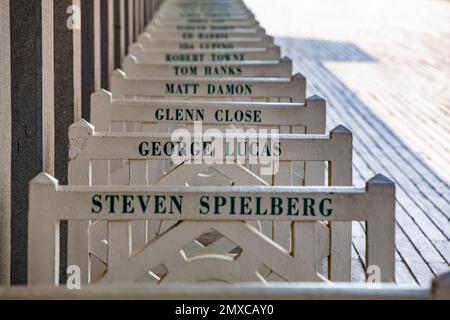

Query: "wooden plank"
<box><xmin>0</xmin><ymin>282</ymin><xmax>433</xmax><ymax>300</ymax></box>
<box><xmin>80</xmin><ymin>0</ymin><xmax>96</xmax><ymax>120</ymax></box>
<box><xmin>122</xmin><ymin>55</ymin><xmax>292</xmax><ymax>78</ymax></box>
<box><xmin>100</xmin><ymin>0</ymin><xmax>110</xmax><ymax>90</ymax></box>
<box><xmin>128</xmin><ymin>43</ymin><xmax>281</xmax><ymax>62</ymax></box>
<box><xmin>29</xmin><ymin>172</ymin><xmax>396</xmax><ymax>284</ymax></box>
<box><xmin>110</xmin><ymin>70</ymin><xmax>306</xmax><ymax>102</ymax></box>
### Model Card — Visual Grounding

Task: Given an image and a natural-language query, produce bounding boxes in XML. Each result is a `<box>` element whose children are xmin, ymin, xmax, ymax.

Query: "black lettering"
<box><xmin>320</xmin><ymin>198</ymin><xmax>333</xmax><ymax>217</ymax></box>
<box><xmin>165</xmin><ymin>83</ymin><xmax>175</xmax><ymax>94</ymax></box>
<box><xmin>199</xmin><ymin>196</ymin><xmax>210</xmax><ymax>215</ymax></box>
<box><xmin>105</xmin><ymin>195</ymin><xmax>120</xmax><ymax>214</ymax></box>
<box><xmin>155</xmin><ymin>108</ymin><xmax>164</xmax><ymax>121</ymax></box>
<box><xmin>92</xmin><ymin>195</ymin><xmax>102</xmax><ymax>214</ymax></box>
<box><xmin>154</xmin><ymin>196</ymin><xmax>166</xmax><ymax>214</ymax></box>
<box><xmin>271</xmin><ymin>197</ymin><xmax>283</xmax><ymax>215</ymax></box>
<box><xmin>255</xmin><ymin>197</ymin><xmax>267</xmax><ymax>215</ymax></box>
<box><xmin>170</xmin><ymin>196</ymin><xmax>183</xmax><ymax>214</ymax></box>
<box><xmin>138</xmin><ymin>195</ymin><xmax>151</xmax><ymax>213</ymax></box>
<box><xmin>139</xmin><ymin>142</ymin><xmax>149</xmax><ymax>157</ymax></box>
<box><xmin>240</xmin><ymin>197</ymin><xmax>252</xmax><ymax>215</ymax></box>
<box><xmin>303</xmin><ymin>198</ymin><xmax>316</xmax><ymax>216</ymax></box>
<box><xmin>214</xmin><ymin>196</ymin><xmax>226</xmax><ymax>214</ymax></box>
<box><xmin>287</xmin><ymin>198</ymin><xmax>299</xmax><ymax>216</ymax></box>
<box><xmin>152</xmin><ymin>142</ymin><xmax>162</xmax><ymax>156</ymax></box>
<box><xmin>123</xmin><ymin>195</ymin><xmax>135</xmax><ymax>214</ymax></box>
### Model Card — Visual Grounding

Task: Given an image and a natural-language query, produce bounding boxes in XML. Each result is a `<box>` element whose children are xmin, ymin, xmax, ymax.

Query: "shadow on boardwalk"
<box><xmin>276</xmin><ymin>37</ymin><xmax>450</xmax><ymax>286</ymax></box>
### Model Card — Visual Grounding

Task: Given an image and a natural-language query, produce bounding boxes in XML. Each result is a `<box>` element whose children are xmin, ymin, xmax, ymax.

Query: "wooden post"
<box><xmin>145</xmin><ymin>0</ymin><xmax>150</xmax><ymax>24</ymax></box>
<box><xmin>94</xmin><ymin>0</ymin><xmax>102</xmax><ymax>91</ymax></box>
<box><xmin>100</xmin><ymin>0</ymin><xmax>109</xmax><ymax>90</ymax></box>
<box><xmin>141</xmin><ymin>0</ymin><xmax>145</xmax><ymax>30</ymax></box>
<box><xmin>67</xmin><ymin>120</ymin><xmax>94</xmax><ymax>284</ymax></box>
<box><xmin>366</xmin><ymin>175</ymin><xmax>396</xmax><ymax>282</ymax></box>
<box><xmin>53</xmin><ymin>0</ymin><xmax>76</xmax><ymax>185</ymax></box>
<box><xmin>28</xmin><ymin>174</ymin><xmax>60</xmax><ymax>286</ymax></box>
<box><xmin>9</xmin><ymin>0</ymin><xmax>44</xmax><ymax>284</ymax></box>
<box><xmin>42</xmin><ymin>0</ymin><xmax>55</xmax><ymax>179</ymax></box>
<box><xmin>124</xmin><ymin>0</ymin><xmax>130</xmax><ymax>54</ymax></box>
<box><xmin>128</xmin><ymin>0</ymin><xmax>134</xmax><ymax>44</ymax></box>
<box><xmin>134</xmin><ymin>0</ymin><xmax>140</xmax><ymax>36</ymax></box>
<box><xmin>114</xmin><ymin>0</ymin><xmax>121</xmax><ymax>68</ymax></box>
<box><xmin>119</xmin><ymin>0</ymin><xmax>126</xmax><ymax>61</ymax></box>
<box><xmin>108</xmin><ymin>0</ymin><xmax>115</xmax><ymax>86</ymax></box>
<box><xmin>329</xmin><ymin>125</ymin><xmax>353</xmax><ymax>281</ymax></box>
<box><xmin>73</xmin><ymin>0</ymin><xmax>81</xmax><ymax>121</ymax></box>
<box><xmin>77</xmin><ymin>0</ymin><xmax>96</xmax><ymax>121</ymax></box>
<box><xmin>0</xmin><ymin>0</ymin><xmax>11</xmax><ymax>286</ymax></box>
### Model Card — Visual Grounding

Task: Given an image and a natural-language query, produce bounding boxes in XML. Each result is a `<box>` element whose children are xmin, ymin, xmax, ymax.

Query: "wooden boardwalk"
<box><xmin>245</xmin><ymin>0</ymin><xmax>450</xmax><ymax>286</ymax></box>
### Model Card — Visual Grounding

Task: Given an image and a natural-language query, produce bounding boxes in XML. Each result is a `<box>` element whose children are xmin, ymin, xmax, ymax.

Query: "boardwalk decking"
<box><xmin>245</xmin><ymin>0</ymin><xmax>450</xmax><ymax>286</ymax></box>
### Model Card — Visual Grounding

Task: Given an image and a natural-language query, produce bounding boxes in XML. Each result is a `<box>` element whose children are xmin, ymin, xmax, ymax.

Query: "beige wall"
<box><xmin>0</xmin><ymin>0</ymin><xmax>11</xmax><ymax>285</ymax></box>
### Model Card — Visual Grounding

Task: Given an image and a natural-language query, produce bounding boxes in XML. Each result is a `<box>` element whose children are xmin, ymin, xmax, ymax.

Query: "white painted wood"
<box><xmin>365</xmin><ymin>175</ymin><xmax>396</xmax><ymax>282</ymax></box>
<box><xmin>149</xmin><ymin>24</ymin><xmax>262</xmax><ymax>33</ymax></box>
<box><xmin>122</xmin><ymin>55</ymin><xmax>292</xmax><ymax>78</ymax></box>
<box><xmin>120</xmin><ymin>0</ymin><xmax>126</xmax><ymax>61</ymax></box>
<box><xmin>42</xmin><ymin>0</ymin><xmax>55</xmax><ymax>176</ymax></box>
<box><xmin>60</xmin><ymin>0</ymin><xmax>354</xmax><ymax>287</ymax></box>
<box><xmin>67</xmin><ymin>120</ymin><xmax>93</xmax><ymax>283</ymax></box>
<box><xmin>160</xmin><ymin>1</ymin><xmax>248</xmax><ymax>11</ymax></box>
<box><xmin>273</xmin><ymin>161</ymin><xmax>292</xmax><ymax>251</ymax></box>
<box><xmin>137</xmin><ymin>33</ymin><xmax>273</xmax><ymax>50</ymax></box>
<box><xmin>66</xmin><ymin>120</ymin><xmax>354</xmax><ymax>281</ymax></box>
<box><xmin>154</xmin><ymin>163</ymin><xmax>267</xmax><ymax>237</ymax></box>
<box><xmin>88</xmin><ymin>91</ymin><xmax>329</xmax><ymax>266</ymax></box>
<box><xmin>156</xmin><ymin>12</ymin><xmax>253</xmax><ymax>21</ymax></box>
<box><xmin>94</xmin><ymin>0</ymin><xmax>102</xmax><ymax>90</ymax></box>
<box><xmin>328</xmin><ymin>125</ymin><xmax>353</xmax><ymax>282</ymax></box>
<box><xmin>156</xmin><ymin>9</ymin><xmax>253</xmax><ymax>19</ymax></box>
<box><xmin>128</xmin><ymin>43</ymin><xmax>281</xmax><ymax>62</ymax></box>
<box><xmin>90</xmin><ymin>90</ymin><xmax>325</xmax><ymax>133</ymax></box>
<box><xmin>145</xmin><ymin>29</ymin><xmax>267</xmax><ymax>39</ymax></box>
<box><xmin>0</xmin><ymin>282</ymin><xmax>433</xmax><ymax>300</ymax></box>
<box><xmin>108</xmin><ymin>0</ymin><xmax>115</xmax><ymax>88</ymax></box>
<box><xmin>130</xmin><ymin>160</ymin><xmax>149</xmax><ymax>250</ymax></box>
<box><xmin>110</xmin><ymin>69</ymin><xmax>306</xmax><ymax>102</ymax></box>
<box><xmin>28</xmin><ymin>172</ymin><xmax>396</xmax><ymax>285</ymax></box>
<box><xmin>151</xmin><ymin>18</ymin><xmax>260</xmax><ymax>28</ymax></box>
<box><xmin>154</xmin><ymin>163</ymin><xmax>268</xmax><ymax>187</ymax></box>
<box><xmin>72</xmin><ymin>0</ymin><xmax>82</xmax><ymax>120</ymax></box>
<box><xmin>106</xmin><ymin>221</ymin><xmax>132</xmax><ymax>283</ymax></box>
<box><xmin>293</xmin><ymin>222</ymin><xmax>318</xmax><ymax>281</ymax></box>
<box><xmin>28</xmin><ymin>174</ymin><xmax>60</xmax><ymax>286</ymax></box>
<box><xmin>67</xmin><ymin>123</ymin><xmax>350</xmax><ymax>166</ymax></box>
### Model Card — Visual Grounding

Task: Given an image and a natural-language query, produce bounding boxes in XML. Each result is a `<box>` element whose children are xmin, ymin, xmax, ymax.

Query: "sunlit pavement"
<box><xmin>244</xmin><ymin>0</ymin><xmax>450</xmax><ymax>285</ymax></box>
